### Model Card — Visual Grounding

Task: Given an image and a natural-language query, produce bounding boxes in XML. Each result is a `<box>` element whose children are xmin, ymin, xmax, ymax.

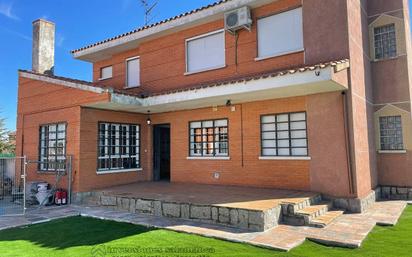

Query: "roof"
<box><xmin>71</xmin><ymin>0</ymin><xmax>230</xmax><ymax>55</ymax></box>
<box><xmin>70</xmin><ymin>0</ymin><xmax>275</xmax><ymax>62</ymax></box>
<box><xmin>19</xmin><ymin>59</ymin><xmax>350</xmax><ymax>98</ymax></box>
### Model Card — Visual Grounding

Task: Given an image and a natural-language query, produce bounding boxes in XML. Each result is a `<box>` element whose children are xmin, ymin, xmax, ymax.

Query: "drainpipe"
<box><xmin>342</xmin><ymin>85</ymin><xmax>357</xmax><ymax>196</ymax></box>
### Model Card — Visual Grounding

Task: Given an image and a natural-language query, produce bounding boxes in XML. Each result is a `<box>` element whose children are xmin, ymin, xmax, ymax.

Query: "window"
<box><xmin>374</xmin><ymin>24</ymin><xmax>396</xmax><ymax>60</ymax></box>
<box><xmin>261</xmin><ymin>112</ymin><xmax>308</xmax><ymax>156</ymax></box>
<box><xmin>186</xmin><ymin>30</ymin><xmax>225</xmax><ymax>74</ymax></box>
<box><xmin>98</xmin><ymin>123</ymin><xmax>140</xmax><ymax>172</ymax></box>
<box><xmin>257</xmin><ymin>8</ymin><xmax>303</xmax><ymax>59</ymax></box>
<box><xmin>100</xmin><ymin>66</ymin><xmax>112</xmax><ymax>80</ymax></box>
<box><xmin>126</xmin><ymin>57</ymin><xmax>140</xmax><ymax>88</ymax></box>
<box><xmin>39</xmin><ymin>123</ymin><xmax>66</xmax><ymax>172</ymax></box>
<box><xmin>189</xmin><ymin>119</ymin><xmax>228</xmax><ymax>157</ymax></box>
<box><xmin>379</xmin><ymin>116</ymin><xmax>403</xmax><ymax>150</ymax></box>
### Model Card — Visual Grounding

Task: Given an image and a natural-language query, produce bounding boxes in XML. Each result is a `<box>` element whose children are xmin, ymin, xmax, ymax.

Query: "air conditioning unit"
<box><xmin>224</xmin><ymin>6</ymin><xmax>252</xmax><ymax>34</ymax></box>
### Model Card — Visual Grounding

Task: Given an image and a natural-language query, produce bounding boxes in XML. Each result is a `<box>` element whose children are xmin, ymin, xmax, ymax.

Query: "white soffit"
<box><xmin>94</xmin><ymin>66</ymin><xmax>347</xmax><ymax>113</ymax></box>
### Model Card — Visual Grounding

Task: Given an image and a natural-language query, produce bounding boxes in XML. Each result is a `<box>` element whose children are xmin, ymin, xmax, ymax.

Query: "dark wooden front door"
<box><xmin>153</xmin><ymin>124</ymin><xmax>170</xmax><ymax>181</ymax></box>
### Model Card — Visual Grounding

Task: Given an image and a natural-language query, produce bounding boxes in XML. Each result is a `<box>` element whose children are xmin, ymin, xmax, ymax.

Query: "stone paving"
<box><xmin>0</xmin><ymin>201</ymin><xmax>408</xmax><ymax>252</ymax></box>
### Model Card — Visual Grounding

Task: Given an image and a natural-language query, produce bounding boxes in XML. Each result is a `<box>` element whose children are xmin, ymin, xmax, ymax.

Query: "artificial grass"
<box><xmin>0</xmin><ymin>206</ymin><xmax>410</xmax><ymax>257</ymax></box>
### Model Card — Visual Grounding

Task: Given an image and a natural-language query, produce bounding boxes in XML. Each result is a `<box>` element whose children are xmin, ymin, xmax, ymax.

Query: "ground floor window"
<box><xmin>98</xmin><ymin>122</ymin><xmax>140</xmax><ymax>172</ymax></box>
<box><xmin>379</xmin><ymin>116</ymin><xmax>403</xmax><ymax>150</ymax></box>
<box><xmin>261</xmin><ymin>112</ymin><xmax>308</xmax><ymax>156</ymax></box>
<box><xmin>39</xmin><ymin>123</ymin><xmax>66</xmax><ymax>172</ymax></box>
<box><xmin>189</xmin><ymin>119</ymin><xmax>228</xmax><ymax>157</ymax></box>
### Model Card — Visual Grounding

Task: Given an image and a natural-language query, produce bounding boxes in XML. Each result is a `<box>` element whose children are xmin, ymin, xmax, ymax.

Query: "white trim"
<box><xmin>96</xmin><ymin>168</ymin><xmax>143</xmax><ymax>175</ymax></box>
<box><xmin>184</xmin><ymin>65</ymin><xmax>227</xmax><ymax>76</ymax></box>
<box><xmin>259</xmin><ymin>156</ymin><xmax>311</xmax><ymax>160</ymax></box>
<box><xmin>186</xmin><ymin>156</ymin><xmax>230</xmax><ymax>160</ymax></box>
<box><xmin>378</xmin><ymin>150</ymin><xmax>407</xmax><ymax>154</ymax></box>
<box><xmin>125</xmin><ymin>56</ymin><xmax>141</xmax><ymax>88</ymax></box>
<box><xmin>255</xmin><ymin>48</ymin><xmax>304</xmax><ymax>61</ymax></box>
<box><xmin>185</xmin><ymin>29</ymin><xmax>226</xmax><ymax>74</ymax></box>
<box><xmin>19</xmin><ymin>71</ymin><xmax>107</xmax><ymax>94</ymax></box>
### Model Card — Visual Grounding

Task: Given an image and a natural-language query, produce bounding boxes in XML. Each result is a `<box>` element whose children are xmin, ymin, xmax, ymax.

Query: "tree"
<box><xmin>0</xmin><ymin>116</ymin><xmax>14</xmax><ymax>154</ymax></box>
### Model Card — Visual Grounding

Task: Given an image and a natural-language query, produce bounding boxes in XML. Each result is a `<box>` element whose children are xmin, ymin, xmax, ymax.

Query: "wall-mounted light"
<box><xmin>146</xmin><ymin>110</ymin><xmax>152</xmax><ymax>125</ymax></box>
<box><xmin>226</xmin><ymin>99</ymin><xmax>232</xmax><ymax>107</ymax></box>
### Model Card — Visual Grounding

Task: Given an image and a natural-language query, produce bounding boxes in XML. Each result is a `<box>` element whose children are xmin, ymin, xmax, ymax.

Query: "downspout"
<box><xmin>342</xmin><ymin>91</ymin><xmax>354</xmax><ymax>195</ymax></box>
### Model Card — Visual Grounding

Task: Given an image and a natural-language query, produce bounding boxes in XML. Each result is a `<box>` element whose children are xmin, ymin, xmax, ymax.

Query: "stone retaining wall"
<box><xmin>328</xmin><ymin>188</ymin><xmax>381</xmax><ymax>213</ymax></box>
<box><xmin>73</xmin><ymin>192</ymin><xmax>281</xmax><ymax>232</ymax></box>
<box><xmin>380</xmin><ymin>186</ymin><xmax>412</xmax><ymax>200</ymax></box>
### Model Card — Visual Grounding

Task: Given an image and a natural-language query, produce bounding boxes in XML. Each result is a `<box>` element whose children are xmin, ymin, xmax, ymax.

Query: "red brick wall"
<box><xmin>78</xmin><ymin>108</ymin><xmax>150</xmax><ymax>191</ymax></box>
<box><xmin>93</xmin><ymin>0</ymin><xmax>304</xmax><ymax>94</ymax></box>
<box><xmin>73</xmin><ymin>93</ymin><xmax>349</xmax><ymax>196</ymax></box>
<box><xmin>16</xmin><ymin>76</ymin><xmax>111</xmax><ymax>192</ymax></box>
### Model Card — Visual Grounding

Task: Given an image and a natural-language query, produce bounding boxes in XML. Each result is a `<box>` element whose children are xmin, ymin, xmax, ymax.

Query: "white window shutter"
<box><xmin>126</xmin><ymin>58</ymin><xmax>140</xmax><ymax>87</ymax></box>
<box><xmin>257</xmin><ymin>8</ymin><xmax>303</xmax><ymax>58</ymax></box>
<box><xmin>186</xmin><ymin>31</ymin><xmax>225</xmax><ymax>73</ymax></box>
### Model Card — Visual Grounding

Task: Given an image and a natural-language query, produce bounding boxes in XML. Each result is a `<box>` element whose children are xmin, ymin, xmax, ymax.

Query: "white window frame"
<box><xmin>185</xmin><ymin>29</ymin><xmax>226</xmax><ymax>75</ymax></box>
<box><xmin>99</xmin><ymin>66</ymin><xmax>113</xmax><ymax>80</ymax></box>
<box><xmin>255</xmin><ymin>7</ymin><xmax>304</xmax><ymax>61</ymax></box>
<box><xmin>125</xmin><ymin>56</ymin><xmax>140</xmax><ymax>88</ymax></box>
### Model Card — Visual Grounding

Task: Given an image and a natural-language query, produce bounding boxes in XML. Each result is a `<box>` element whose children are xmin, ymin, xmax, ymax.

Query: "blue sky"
<box><xmin>0</xmin><ymin>1</ymin><xmax>411</xmax><ymax>131</ymax></box>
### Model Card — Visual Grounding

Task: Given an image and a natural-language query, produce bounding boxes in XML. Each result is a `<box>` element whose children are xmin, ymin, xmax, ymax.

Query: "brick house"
<box><xmin>15</xmin><ymin>0</ymin><xmax>412</xmax><ymax>212</ymax></box>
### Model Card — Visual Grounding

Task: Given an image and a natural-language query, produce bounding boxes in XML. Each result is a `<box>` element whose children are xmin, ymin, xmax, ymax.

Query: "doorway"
<box><xmin>153</xmin><ymin>124</ymin><xmax>170</xmax><ymax>181</ymax></box>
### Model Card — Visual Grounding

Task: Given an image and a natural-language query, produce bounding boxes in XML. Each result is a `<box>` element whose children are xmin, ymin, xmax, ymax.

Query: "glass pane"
<box><xmin>262</xmin><ymin>148</ymin><xmax>276</xmax><ymax>156</ymax></box>
<box><xmin>292</xmin><ymin>148</ymin><xmax>307</xmax><ymax>156</ymax></box>
<box><xmin>261</xmin><ymin>115</ymin><xmax>276</xmax><ymax>123</ymax></box>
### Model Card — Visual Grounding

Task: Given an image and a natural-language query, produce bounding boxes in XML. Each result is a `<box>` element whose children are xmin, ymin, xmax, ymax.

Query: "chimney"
<box><xmin>32</xmin><ymin>19</ymin><xmax>55</xmax><ymax>75</ymax></box>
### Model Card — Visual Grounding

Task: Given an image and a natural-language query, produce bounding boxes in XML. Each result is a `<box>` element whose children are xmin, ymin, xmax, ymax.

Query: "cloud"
<box><xmin>0</xmin><ymin>1</ymin><xmax>20</xmax><ymax>20</ymax></box>
<box><xmin>56</xmin><ymin>33</ymin><xmax>65</xmax><ymax>47</ymax></box>
<box><xmin>0</xmin><ymin>25</ymin><xmax>30</xmax><ymax>41</ymax></box>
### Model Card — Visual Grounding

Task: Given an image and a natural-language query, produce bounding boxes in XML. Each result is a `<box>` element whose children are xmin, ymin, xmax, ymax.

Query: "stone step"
<box><xmin>282</xmin><ymin>201</ymin><xmax>333</xmax><ymax>226</ymax></box>
<box><xmin>309</xmin><ymin>210</ymin><xmax>344</xmax><ymax>228</ymax></box>
<box><xmin>280</xmin><ymin>194</ymin><xmax>322</xmax><ymax>216</ymax></box>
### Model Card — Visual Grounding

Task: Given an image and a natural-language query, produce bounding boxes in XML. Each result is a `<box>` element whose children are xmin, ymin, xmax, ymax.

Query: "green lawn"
<box><xmin>0</xmin><ymin>206</ymin><xmax>411</xmax><ymax>257</ymax></box>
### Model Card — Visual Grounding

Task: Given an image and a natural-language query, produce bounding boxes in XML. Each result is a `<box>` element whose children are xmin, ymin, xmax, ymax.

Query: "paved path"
<box><xmin>0</xmin><ymin>201</ymin><xmax>408</xmax><ymax>252</ymax></box>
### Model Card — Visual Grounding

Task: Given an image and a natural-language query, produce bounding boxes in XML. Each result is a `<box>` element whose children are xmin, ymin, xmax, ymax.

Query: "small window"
<box><xmin>189</xmin><ymin>119</ymin><xmax>228</xmax><ymax>157</ymax></box>
<box><xmin>98</xmin><ymin>122</ymin><xmax>140</xmax><ymax>172</ymax></box>
<box><xmin>261</xmin><ymin>112</ymin><xmax>308</xmax><ymax>156</ymax></box>
<box><xmin>374</xmin><ymin>24</ymin><xmax>396</xmax><ymax>60</ymax></box>
<box><xmin>186</xmin><ymin>30</ymin><xmax>225</xmax><ymax>74</ymax></box>
<box><xmin>100</xmin><ymin>66</ymin><xmax>112</xmax><ymax>80</ymax></box>
<box><xmin>126</xmin><ymin>57</ymin><xmax>140</xmax><ymax>88</ymax></box>
<box><xmin>379</xmin><ymin>116</ymin><xmax>403</xmax><ymax>150</ymax></box>
<box><xmin>257</xmin><ymin>8</ymin><xmax>303</xmax><ymax>59</ymax></box>
<box><xmin>39</xmin><ymin>123</ymin><xmax>66</xmax><ymax>172</ymax></box>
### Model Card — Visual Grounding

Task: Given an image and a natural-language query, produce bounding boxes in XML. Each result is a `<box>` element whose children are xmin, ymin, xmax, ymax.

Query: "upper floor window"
<box><xmin>374</xmin><ymin>24</ymin><xmax>396</xmax><ymax>60</ymax></box>
<box><xmin>379</xmin><ymin>116</ymin><xmax>403</xmax><ymax>150</ymax></box>
<box><xmin>189</xmin><ymin>119</ymin><xmax>228</xmax><ymax>157</ymax></box>
<box><xmin>126</xmin><ymin>57</ymin><xmax>140</xmax><ymax>88</ymax></box>
<box><xmin>185</xmin><ymin>30</ymin><xmax>225</xmax><ymax>74</ymax></box>
<box><xmin>261</xmin><ymin>112</ymin><xmax>308</xmax><ymax>156</ymax></box>
<box><xmin>39</xmin><ymin>123</ymin><xmax>66</xmax><ymax>172</ymax></box>
<box><xmin>257</xmin><ymin>7</ymin><xmax>303</xmax><ymax>60</ymax></box>
<box><xmin>100</xmin><ymin>66</ymin><xmax>112</xmax><ymax>80</ymax></box>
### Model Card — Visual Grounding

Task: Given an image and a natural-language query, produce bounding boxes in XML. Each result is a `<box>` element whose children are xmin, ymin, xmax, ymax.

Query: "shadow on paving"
<box><xmin>0</xmin><ymin>216</ymin><xmax>153</xmax><ymax>250</ymax></box>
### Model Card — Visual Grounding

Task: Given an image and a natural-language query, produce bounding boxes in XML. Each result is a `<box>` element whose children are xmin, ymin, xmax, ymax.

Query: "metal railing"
<box><xmin>0</xmin><ymin>156</ymin><xmax>26</xmax><ymax>216</ymax></box>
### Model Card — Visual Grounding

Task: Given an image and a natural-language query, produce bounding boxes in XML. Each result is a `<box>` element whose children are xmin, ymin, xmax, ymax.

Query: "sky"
<box><xmin>0</xmin><ymin>0</ymin><xmax>411</xmax><ymax>131</ymax></box>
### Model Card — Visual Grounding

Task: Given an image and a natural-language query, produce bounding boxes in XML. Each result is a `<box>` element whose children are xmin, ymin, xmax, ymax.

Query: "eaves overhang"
<box><xmin>85</xmin><ymin>60</ymin><xmax>350</xmax><ymax>113</ymax></box>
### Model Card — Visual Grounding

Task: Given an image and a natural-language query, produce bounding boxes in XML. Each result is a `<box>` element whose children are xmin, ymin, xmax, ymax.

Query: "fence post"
<box><xmin>23</xmin><ymin>156</ymin><xmax>27</xmax><ymax>215</ymax></box>
<box><xmin>68</xmin><ymin>155</ymin><xmax>72</xmax><ymax>205</ymax></box>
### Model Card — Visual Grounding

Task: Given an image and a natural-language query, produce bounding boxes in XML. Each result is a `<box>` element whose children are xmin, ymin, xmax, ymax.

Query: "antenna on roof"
<box><xmin>140</xmin><ymin>0</ymin><xmax>158</xmax><ymax>26</ymax></box>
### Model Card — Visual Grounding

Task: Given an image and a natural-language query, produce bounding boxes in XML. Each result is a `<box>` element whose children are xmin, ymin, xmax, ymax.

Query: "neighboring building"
<box><xmin>15</xmin><ymin>0</ymin><xmax>412</xmax><ymax>212</ymax></box>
